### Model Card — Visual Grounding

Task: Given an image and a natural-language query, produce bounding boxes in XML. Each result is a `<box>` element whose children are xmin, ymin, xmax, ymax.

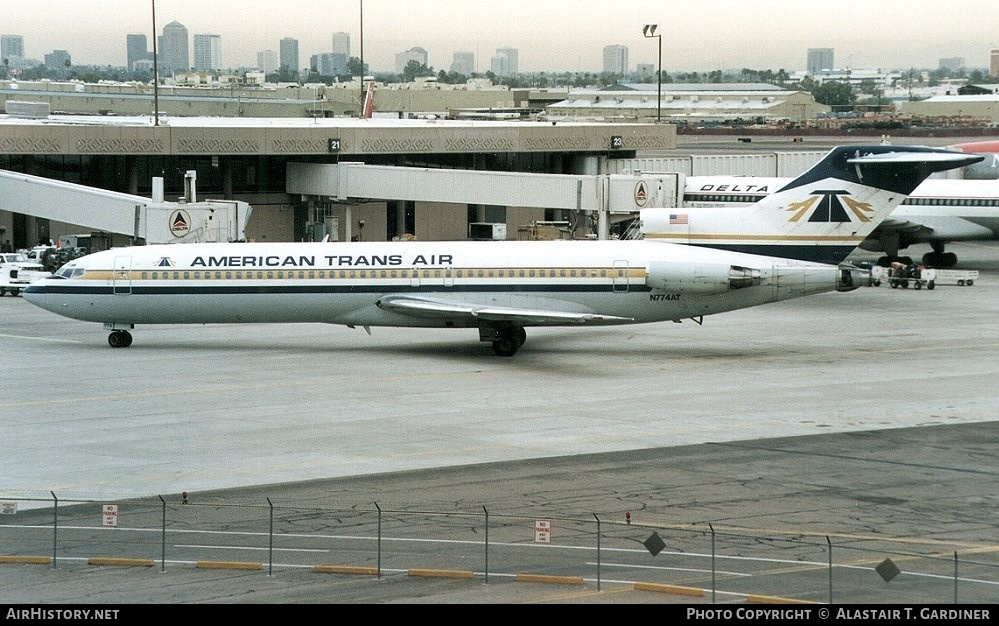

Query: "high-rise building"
<box><xmin>491</xmin><ymin>47</ymin><xmax>518</xmax><ymax>76</ymax></box>
<box><xmin>193</xmin><ymin>33</ymin><xmax>222</xmax><ymax>71</ymax></box>
<box><xmin>158</xmin><ymin>21</ymin><xmax>189</xmax><ymax>72</ymax></box>
<box><xmin>938</xmin><ymin>57</ymin><xmax>964</xmax><ymax>72</ymax></box>
<box><xmin>312</xmin><ymin>52</ymin><xmax>348</xmax><ymax>77</ymax></box>
<box><xmin>395</xmin><ymin>47</ymin><xmax>428</xmax><ymax>74</ymax></box>
<box><xmin>332</xmin><ymin>32</ymin><xmax>350</xmax><ymax>57</ymax></box>
<box><xmin>450</xmin><ymin>51</ymin><xmax>474</xmax><ymax>75</ymax></box>
<box><xmin>257</xmin><ymin>50</ymin><xmax>277</xmax><ymax>75</ymax></box>
<box><xmin>279</xmin><ymin>37</ymin><xmax>299</xmax><ymax>72</ymax></box>
<box><xmin>44</xmin><ymin>50</ymin><xmax>70</xmax><ymax>70</ymax></box>
<box><xmin>991</xmin><ymin>49</ymin><xmax>999</xmax><ymax>79</ymax></box>
<box><xmin>1</xmin><ymin>34</ymin><xmax>25</xmax><ymax>61</ymax></box>
<box><xmin>126</xmin><ymin>34</ymin><xmax>149</xmax><ymax>71</ymax></box>
<box><xmin>807</xmin><ymin>48</ymin><xmax>834</xmax><ymax>75</ymax></box>
<box><xmin>603</xmin><ymin>45</ymin><xmax>628</xmax><ymax>75</ymax></box>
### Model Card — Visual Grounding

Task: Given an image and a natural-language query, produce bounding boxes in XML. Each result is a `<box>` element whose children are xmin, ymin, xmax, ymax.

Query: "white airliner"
<box><xmin>24</xmin><ymin>145</ymin><xmax>977</xmax><ymax>356</ymax></box>
<box><xmin>640</xmin><ymin>156</ymin><xmax>990</xmax><ymax>267</ymax></box>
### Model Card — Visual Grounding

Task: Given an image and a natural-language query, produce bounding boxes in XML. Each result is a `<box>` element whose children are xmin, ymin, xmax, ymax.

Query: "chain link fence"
<box><xmin>1</xmin><ymin>495</ymin><xmax>996</xmax><ymax>603</ymax></box>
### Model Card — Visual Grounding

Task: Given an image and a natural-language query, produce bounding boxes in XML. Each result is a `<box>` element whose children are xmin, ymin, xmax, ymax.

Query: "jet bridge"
<box><xmin>286</xmin><ymin>162</ymin><xmax>681</xmax><ymax>240</ymax></box>
<box><xmin>0</xmin><ymin>169</ymin><xmax>251</xmax><ymax>245</ymax></box>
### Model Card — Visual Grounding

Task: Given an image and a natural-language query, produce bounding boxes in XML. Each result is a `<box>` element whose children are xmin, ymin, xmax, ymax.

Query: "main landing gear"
<box><xmin>921</xmin><ymin>250</ymin><xmax>958</xmax><ymax>268</ymax></box>
<box><xmin>876</xmin><ymin>242</ymin><xmax>958</xmax><ymax>269</ymax></box>
<box><xmin>108</xmin><ymin>330</ymin><xmax>133</xmax><ymax>348</ymax></box>
<box><xmin>485</xmin><ymin>325</ymin><xmax>527</xmax><ymax>357</ymax></box>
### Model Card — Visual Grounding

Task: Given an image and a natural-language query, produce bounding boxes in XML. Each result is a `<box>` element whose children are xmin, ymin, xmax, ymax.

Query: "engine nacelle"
<box><xmin>646</xmin><ymin>260</ymin><xmax>762</xmax><ymax>294</ymax></box>
<box><xmin>836</xmin><ymin>264</ymin><xmax>873</xmax><ymax>291</ymax></box>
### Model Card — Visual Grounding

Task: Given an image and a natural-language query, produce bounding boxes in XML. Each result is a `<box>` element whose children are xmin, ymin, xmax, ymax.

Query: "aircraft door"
<box><xmin>613</xmin><ymin>259</ymin><xmax>629</xmax><ymax>292</ymax></box>
<box><xmin>112</xmin><ymin>256</ymin><xmax>132</xmax><ymax>295</ymax></box>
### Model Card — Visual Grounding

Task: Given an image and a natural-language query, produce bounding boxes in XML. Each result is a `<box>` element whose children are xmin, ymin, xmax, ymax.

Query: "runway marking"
<box><xmin>177</xmin><ymin>544</ymin><xmax>329</xmax><ymax>554</ymax></box>
<box><xmin>0</xmin><ymin>333</ymin><xmax>82</xmax><ymax>344</ymax></box>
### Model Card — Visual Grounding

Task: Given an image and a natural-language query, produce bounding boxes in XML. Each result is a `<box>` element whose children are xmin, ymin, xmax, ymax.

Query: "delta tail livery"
<box><xmin>24</xmin><ymin>146</ymin><xmax>974</xmax><ymax>356</ymax></box>
<box><xmin>639</xmin><ymin>145</ymin><xmax>983</xmax><ymax>266</ymax></box>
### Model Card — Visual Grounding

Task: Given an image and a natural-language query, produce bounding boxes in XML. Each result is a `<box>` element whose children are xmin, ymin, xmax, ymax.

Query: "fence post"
<box><xmin>709</xmin><ymin>523</ymin><xmax>715</xmax><ymax>604</ymax></box>
<box><xmin>268</xmin><ymin>498</ymin><xmax>274</xmax><ymax>577</ymax></box>
<box><xmin>50</xmin><ymin>492</ymin><xmax>57</xmax><ymax>569</ymax></box>
<box><xmin>593</xmin><ymin>513</ymin><xmax>601</xmax><ymax>591</ymax></box>
<box><xmin>158</xmin><ymin>495</ymin><xmax>166</xmax><ymax>572</ymax></box>
<box><xmin>827</xmin><ymin>536</ymin><xmax>833</xmax><ymax>604</ymax></box>
<box><xmin>374</xmin><ymin>502</ymin><xmax>381</xmax><ymax>579</ymax></box>
<box><xmin>954</xmin><ymin>551</ymin><xmax>958</xmax><ymax>604</ymax></box>
<box><xmin>483</xmin><ymin>506</ymin><xmax>489</xmax><ymax>583</ymax></box>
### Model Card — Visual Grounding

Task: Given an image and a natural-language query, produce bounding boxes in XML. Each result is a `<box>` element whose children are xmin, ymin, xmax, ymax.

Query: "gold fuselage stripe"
<box><xmin>77</xmin><ymin>266</ymin><xmax>647</xmax><ymax>281</ymax></box>
<box><xmin>643</xmin><ymin>233</ymin><xmax>863</xmax><ymax>243</ymax></box>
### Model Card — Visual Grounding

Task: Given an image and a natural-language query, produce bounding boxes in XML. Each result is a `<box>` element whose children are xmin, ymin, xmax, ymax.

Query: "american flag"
<box><xmin>669</xmin><ymin>213</ymin><xmax>688</xmax><ymax>225</ymax></box>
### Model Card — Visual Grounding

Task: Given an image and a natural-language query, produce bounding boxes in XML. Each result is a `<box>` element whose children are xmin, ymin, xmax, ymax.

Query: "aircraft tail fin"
<box><xmin>642</xmin><ymin>145</ymin><xmax>982</xmax><ymax>264</ymax></box>
<box><xmin>362</xmin><ymin>81</ymin><xmax>374</xmax><ymax>119</ymax></box>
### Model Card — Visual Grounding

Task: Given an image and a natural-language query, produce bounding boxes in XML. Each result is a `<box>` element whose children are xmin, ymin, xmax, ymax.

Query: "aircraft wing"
<box><xmin>376</xmin><ymin>295</ymin><xmax>633</xmax><ymax>325</ymax></box>
<box><xmin>875</xmin><ymin>217</ymin><xmax>930</xmax><ymax>236</ymax></box>
<box><xmin>872</xmin><ymin>215</ymin><xmax>996</xmax><ymax>245</ymax></box>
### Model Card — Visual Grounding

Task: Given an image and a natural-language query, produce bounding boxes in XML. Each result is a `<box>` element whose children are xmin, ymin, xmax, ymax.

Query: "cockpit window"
<box><xmin>55</xmin><ymin>266</ymin><xmax>85</xmax><ymax>279</ymax></box>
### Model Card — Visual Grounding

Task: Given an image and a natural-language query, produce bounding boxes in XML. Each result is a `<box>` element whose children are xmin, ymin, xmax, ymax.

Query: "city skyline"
<box><xmin>2</xmin><ymin>0</ymin><xmax>997</xmax><ymax>74</ymax></box>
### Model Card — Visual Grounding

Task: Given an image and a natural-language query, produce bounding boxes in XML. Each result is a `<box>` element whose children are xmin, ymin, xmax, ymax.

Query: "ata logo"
<box><xmin>786</xmin><ymin>190</ymin><xmax>874</xmax><ymax>223</ymax></box>
<box><xmin>169</xmin><ymin>209</ymin><xmax>192</xmax><ymax>237</ymax></box>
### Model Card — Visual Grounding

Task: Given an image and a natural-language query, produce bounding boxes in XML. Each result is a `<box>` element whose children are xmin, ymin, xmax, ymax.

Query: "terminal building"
<box><xmin>2</xmin><ymin>78</ymin><xmax>993</xmax><ymax>253</ymax></box>
<box><xmin>0</xmin><ymin>86</ymin><xmax>676</xmax><ymax>250</ymax></box>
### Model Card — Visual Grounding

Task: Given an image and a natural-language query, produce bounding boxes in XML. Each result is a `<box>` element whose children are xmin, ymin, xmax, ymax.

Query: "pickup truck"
<box><xmin>0</xmin><ymin>252</ymin><xmax>51</xmax><ymax>296</ymax></box>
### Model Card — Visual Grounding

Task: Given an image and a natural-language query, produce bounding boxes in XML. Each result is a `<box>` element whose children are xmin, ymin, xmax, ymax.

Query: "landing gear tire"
<box><xmin>108</xmin><ymin>330</ymin><xmax>133</xmax><ymax>348</ymax></box>
<box><xmin>491</xmin><ymin>327</ymin><xmax>527</xmax><ymax>357</ymax></box>
<box><xmin>922</xmin><ymin>251</ymin><xmax>957</xmax><ymax>268</ymax></box>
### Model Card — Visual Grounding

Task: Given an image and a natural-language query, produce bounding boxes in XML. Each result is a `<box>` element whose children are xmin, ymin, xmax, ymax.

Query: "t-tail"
<box><xmin>640</xmin><ymin>145</ymin><xmax>983</xmax><ymax>265</ymax></box>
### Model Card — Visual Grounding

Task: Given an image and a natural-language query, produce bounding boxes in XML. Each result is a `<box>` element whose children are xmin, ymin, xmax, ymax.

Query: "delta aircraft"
<box><xmin>639</xmin><ymin>154</ymin><xmax>988</xmax><ymax>267</ymax></box>
<box><xmin>23</xmin><ymin>145</ymin><xmax>978</xmax><ymax>356</ymax></box>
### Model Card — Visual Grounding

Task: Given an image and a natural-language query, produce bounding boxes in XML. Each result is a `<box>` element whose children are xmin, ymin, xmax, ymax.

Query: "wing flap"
<box><xmin>376</xmin><ymin>295</ymin><xmax>632</xmax><ymax>325</ymax></box>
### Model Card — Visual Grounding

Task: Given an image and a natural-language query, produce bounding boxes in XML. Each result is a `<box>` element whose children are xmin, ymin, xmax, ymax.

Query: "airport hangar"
<box><xmin>0</xmin><ymin>113</ymin><xmax>678</xmax><ymax>250</ymax></box>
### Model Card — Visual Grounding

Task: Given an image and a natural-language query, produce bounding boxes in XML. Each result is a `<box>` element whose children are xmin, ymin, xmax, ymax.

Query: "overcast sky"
<box><xmin>4</xmin><ymin>0</ymin><xmax>997</xmax><ymax>73</ymax></box>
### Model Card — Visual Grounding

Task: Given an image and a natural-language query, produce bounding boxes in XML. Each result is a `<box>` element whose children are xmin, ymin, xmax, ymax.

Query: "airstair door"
<box><xmin>112</xmin><ymin>256</ymin><xmax>132</xmax><ymax>295</ymax></box>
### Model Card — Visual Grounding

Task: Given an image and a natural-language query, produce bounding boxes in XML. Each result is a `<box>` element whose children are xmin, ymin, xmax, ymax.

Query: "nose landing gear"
<box><xmin>108</xmin><ymin>330</ymin><xmax>133</xmax><ymax>348</ymax></box>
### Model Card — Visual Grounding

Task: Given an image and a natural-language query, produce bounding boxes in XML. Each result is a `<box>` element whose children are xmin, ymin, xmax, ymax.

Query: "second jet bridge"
<box><xmin>286</xmin><ymin>162</ymin><xmax>681</xmax><ymax>240</ymax></box>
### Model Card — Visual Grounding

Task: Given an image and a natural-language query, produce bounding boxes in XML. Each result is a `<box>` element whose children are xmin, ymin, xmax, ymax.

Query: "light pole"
<box><xmin>642</xmin><ymin>24</ymin><xmax>661</xmax><ymax>123</ymax></box>
<box><xmin>151</xmin><ymin>0</ymin><xmax>159</xmax><ymax>126</ymax></box>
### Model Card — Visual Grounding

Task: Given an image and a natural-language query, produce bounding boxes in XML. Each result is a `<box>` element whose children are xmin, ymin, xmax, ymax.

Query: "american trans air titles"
<box><xmin>190</xmin><ymin>253</ymin><xmax>454</xmax><ymax>268</ymax></box>
<box><xmin>23</xmin><ymin>145</ymin><xmax>982</xmax><ymax>356</ymax></box>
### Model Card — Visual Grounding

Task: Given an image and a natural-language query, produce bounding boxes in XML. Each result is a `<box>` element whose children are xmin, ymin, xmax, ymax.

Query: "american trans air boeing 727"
<box><xmin>24</xmin><ymin>145</ymin><xmax>978</xmax><ymax>356</ymax></box>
